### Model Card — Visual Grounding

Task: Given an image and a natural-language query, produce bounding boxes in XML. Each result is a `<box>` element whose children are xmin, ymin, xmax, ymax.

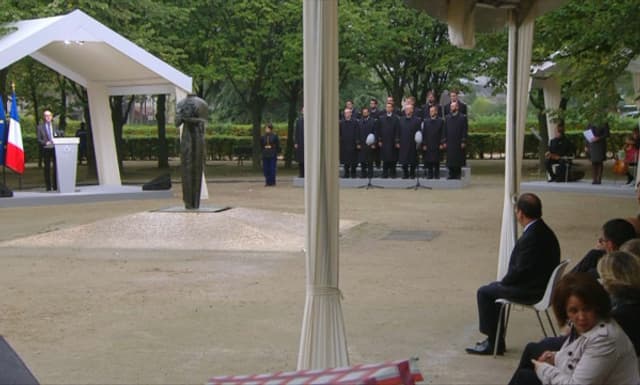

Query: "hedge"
<box><xmin>17</xmin><ymin>115</ymin><xmax>638</xmax><ymax>162</ymax></box>
<box><xmin>19</xmin><ymin>130</ymin><xmax>635</xmax><ymax>162</ymax></box>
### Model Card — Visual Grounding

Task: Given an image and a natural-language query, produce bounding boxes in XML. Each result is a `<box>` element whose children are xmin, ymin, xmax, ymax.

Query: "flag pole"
<box><xmin>11</xmin><ymin>81</ymin><xmax>22</xmax><ymax>190</ymax></box>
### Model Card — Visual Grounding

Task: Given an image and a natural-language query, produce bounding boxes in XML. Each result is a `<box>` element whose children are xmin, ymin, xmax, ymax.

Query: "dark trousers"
<box><xmin>43</xmin><ymin>147</ymin><xmax>57</xmax><ymax>191</ymax></box>
<box><xmin>508</xmin><ymin>336</ymin><xmax>567</xmax><ymax>385</ymax></box>
<box><xmin>591</xmin><ymin>162</ymin><xmax>603</xmax><ymax>184</ymax></box>
<box><xmin>545</xmin><ymin>159</ymin><xmax>570</xmax><ymax>181</ymax></box>
<box><xmin>263</xmin><ymin>157</ymin><xmax>277</xmax><ymax>186</ymax></box>
<box><xmin>448</xmin><ymin>166</ymin><xmax>461</xmax><ymax>179</ymax></box>
<box><xmin>382</xmin><ymin>161</ymin><xmax>397</xmax><ymax>178</ymax></box>
<box><xmin>476</xmin><ymin>282</ymin><xmax>512</xmax><ymax>343</ymax></box>
<box><xmin>402</xmin><ymin>163</ymin><xmax>416</xmax><ymax>178</ymax></box>
<box><xmin>360</xmin><ymin>162</ymin><xmax>373</xmax><ymax>178</ymax></box>
<box><xmin>424</xmin><ymin>161</ymin><xmax>439</xmax><ymax>179</ymax></box>
<box><xmin>343</xmin><ymin>163</ymin><xmax>357</xmax><ymax>178</ymax></box>
<box><xmin>298</xmin><ymin>162</ymin><xmax>304</xmax><ymax>178</ymax></box>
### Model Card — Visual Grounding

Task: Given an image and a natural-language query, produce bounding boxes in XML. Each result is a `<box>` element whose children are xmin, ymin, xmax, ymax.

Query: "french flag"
<box><xmin>5</xmin><ymin>91</ymin><xmax>24</xmax><ymax>174</ymax></box>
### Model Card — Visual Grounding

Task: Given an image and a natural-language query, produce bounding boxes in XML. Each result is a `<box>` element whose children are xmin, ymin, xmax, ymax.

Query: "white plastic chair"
<box><xmin>493</xmin><ymin>259</ymin><xmax>570</xmax><ymax>357</ymax></box>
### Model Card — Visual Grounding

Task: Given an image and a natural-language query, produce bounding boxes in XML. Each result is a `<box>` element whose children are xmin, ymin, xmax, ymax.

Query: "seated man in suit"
<box><xmin>466</xmin><ymin>193</ymin><xmax>561</xmax><ymax>355</ymax></box>
<box><xmin>545</xmin><ymin>122</ymin><xmax>575</xmax><ymax>182</ymax></box>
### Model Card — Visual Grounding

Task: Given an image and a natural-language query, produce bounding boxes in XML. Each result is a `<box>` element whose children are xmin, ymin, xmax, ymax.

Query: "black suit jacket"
<box><xmin>500</xmin><ymin>219</ymin><xmax>561</xmax><ymax>302</ymax></box>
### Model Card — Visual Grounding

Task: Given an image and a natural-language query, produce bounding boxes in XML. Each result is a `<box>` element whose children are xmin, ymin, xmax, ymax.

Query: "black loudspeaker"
<box><xmin>0</xmin><ymin>336</ymin><xmax>39</xmax><ymax>385</ymax></box>
<box><xmin>0</xmin><ymin>182</ymin><xmax>13</xmax><ymax>198</ymax></box>
<box><xmin>142</xmin><ymin>173</ymin><xmax>172</xmax><ymax>191</ymax></box>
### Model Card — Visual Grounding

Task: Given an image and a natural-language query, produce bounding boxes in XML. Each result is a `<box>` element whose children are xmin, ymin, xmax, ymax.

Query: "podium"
<box><xmin>52</xmin><ymin>137</ymin><xmax>79</xmax><ymax>193</ymax></box>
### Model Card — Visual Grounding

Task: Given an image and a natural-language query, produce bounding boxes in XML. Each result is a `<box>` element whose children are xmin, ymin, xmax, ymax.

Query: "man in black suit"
<box><xmin>36</xmin><ymin>109</ymin><xmax>63</xmax><ymax>191</ymax></box>
<box><xmin>544</xmin><ymin>122</ymin><xmax>575</xmax><ymax>182</ymax></box>
<box><xmin>377</xmin><ymin>102</ymin><xmax>400</xmax><ymax>178</ymax></box>
<box><xmin>443</xmin><ymin>89</ymin><xmax>468</xmax><ymax>116</ymax></box>
<box><xmin>442</xmin><ymin>101</ymin><xmax>468</xmax><ymax>179</ymax></box>
<box><xmin>466</xmin><ymin>193</ymin><xmax>560</xmax><ymax>355</ymax></box>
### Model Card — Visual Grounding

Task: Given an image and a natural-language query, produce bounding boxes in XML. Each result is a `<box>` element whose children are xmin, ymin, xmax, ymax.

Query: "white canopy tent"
<box><xmin>298</xmin><ymin>1</ymin><xmax>349</xmax><ymax>370</ymax></box>
<box><xmin>0</xmin><ymin>10</ymin><xmax>206</xmax><ymax>196</ymax></box>
<box><xmin>406</xmin><ymin>0</ymin><xmax>568</xmax><ymax>279</ymax></box>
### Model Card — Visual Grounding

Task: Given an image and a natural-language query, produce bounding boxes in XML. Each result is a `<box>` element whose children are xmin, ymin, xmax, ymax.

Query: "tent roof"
<box><xmin>0</xmin><ymin>9</ymin><xmax>191</xmax><ymax>95</ymax></box>
<box><xmin>406</xmin><ymin>0</ymin><xmax>568</xmax><ymax>32</ymax></box>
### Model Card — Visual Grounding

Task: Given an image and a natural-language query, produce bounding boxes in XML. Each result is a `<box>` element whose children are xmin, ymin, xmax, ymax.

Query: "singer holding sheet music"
<box><xmin>586</xmin><ymin>122</ymin><xmax>609</xmax><ymax>185</ymax></box>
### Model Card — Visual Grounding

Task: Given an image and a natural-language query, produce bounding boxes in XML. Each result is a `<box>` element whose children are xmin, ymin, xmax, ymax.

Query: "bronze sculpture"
<box><xmin>175</xmin><ymin>94</ymin><xmax>208</xmax><ymax>209</ymax></box>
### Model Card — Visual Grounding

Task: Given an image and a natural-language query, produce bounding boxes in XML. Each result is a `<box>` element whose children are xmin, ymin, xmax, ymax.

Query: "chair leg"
<box><xmin>545</xmin><ymin>310</ymin><xmax>557</xmax><ymax>336</ymax></box>
<box><xmin>535</xmin><ymin>311</ymin><xmax>548</xmax><ymax>337</ymax></box>
<box><xmin>504</xmin><ymin>304</ymin><xmax>511</xmax><ymax>334</ymax></box>
<box><xmin>494</xmin><ymin>303</ymin><xmax>506</xmax><ymax>358</ymax></box>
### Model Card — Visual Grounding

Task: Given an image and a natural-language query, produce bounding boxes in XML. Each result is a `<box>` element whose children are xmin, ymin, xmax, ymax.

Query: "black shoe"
<box><xmin>465</xmin><ymin>338</ymin><xmax>505</xmax><ymax>355</ymax></box>
<box><xmin>382</xmin><ymin>174</ymin><xmax>389</xmax><ymax>179</ymax></box>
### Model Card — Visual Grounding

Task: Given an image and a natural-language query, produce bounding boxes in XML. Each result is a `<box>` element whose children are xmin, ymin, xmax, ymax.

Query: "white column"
<box><xmin>497</xmin><ymin>11</ymin><xmax>534</xmax><ymax>279</ymax></box>
<box><xmin>541</xmin><ymin>77</ymin><xmax>562</xmax><ymax>141</ymax></box>
<box><xmin>632</xmin><ymin>73</ymin><xmax>640</xmax><ymax>184</ymax></box>
<box><xmin>87</xmin><ymin>82</ymin><xmax>121</xmax><ymax>186</ymax></box>
<box><xmin>298</xmin><ymin>0</ymin><xmax>348</xmax><ymax>370</ymax></box>
<box><xmin>175</xmin><ymin>87</ymin><xmax>209</xmax><ymax>200</ymax></box>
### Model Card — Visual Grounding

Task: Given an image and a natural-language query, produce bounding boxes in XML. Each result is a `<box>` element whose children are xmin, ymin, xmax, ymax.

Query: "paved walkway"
<box><xmin>0</xmin><ymin>169</ymin><xmax>636</xmax><ymax>384</ymax></box>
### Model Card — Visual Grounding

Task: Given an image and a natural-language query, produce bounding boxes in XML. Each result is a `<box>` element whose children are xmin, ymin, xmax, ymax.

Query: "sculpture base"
<box><xmin>154</xmin><ymin>205</ymin><xmax>231</xmax><ymax>213</ymax></box>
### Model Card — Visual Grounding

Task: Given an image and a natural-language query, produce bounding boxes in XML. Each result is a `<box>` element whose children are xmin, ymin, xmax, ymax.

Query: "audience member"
<box><xmin>570</xmin><ymin>218</ymin><xmax>636</xmax><ymax>276</ymax></box>
<box><xmin>466</xmin><ymin>193</ymin><xmax>560</xmax><ymax>356</ymax></box>
<box><xmin>512</xmin><ymin>273</ymin><xmax>639</xmax><ymax>385</ymax></box>
<box><xmin>620</xmin><ymin>238</ymin><xmax>640</xmax><ymax>256</ymax></box>
<box><xmin>597</xmin><ymin>251</ymin><xmax>640</xmax><ymax>355</ymax></box>
<box><xmin>509</xmin><ymin>250</ymin><xmax>640</xmax><ymax>384</ymax></box>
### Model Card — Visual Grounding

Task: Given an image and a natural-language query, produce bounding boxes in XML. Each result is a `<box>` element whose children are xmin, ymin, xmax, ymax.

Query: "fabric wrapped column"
<box><xmin>298</xmin><ymin>0</ymin><xmax>349</xmax><ymax>370</ymax></box>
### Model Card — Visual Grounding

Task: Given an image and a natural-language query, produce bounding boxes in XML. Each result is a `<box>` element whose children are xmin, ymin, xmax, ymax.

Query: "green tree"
<box><xmin>340</xmin><ymin>0</ymin><xmax>486</xmax><ymax>105</ymax></box>
<box><xmin>534</xmin><ymin>0</ymin><xmax>640</xmax><ymax>122</ymax></box>
<box><xmin>208</xmin><ymin>0</ymin><xmax>292</xmax><ymax>168</ymax></box>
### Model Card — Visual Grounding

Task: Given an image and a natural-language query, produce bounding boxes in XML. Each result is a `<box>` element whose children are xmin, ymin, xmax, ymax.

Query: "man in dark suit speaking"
<box><xmin>36</xmin><ymin>109</ymin><xmax>63</xmax><ymax>191</ymax></box>
<box><xmin>466</xmin><ymin>193</ymin><xmax>560</xmax><ymax>355</ymax></box>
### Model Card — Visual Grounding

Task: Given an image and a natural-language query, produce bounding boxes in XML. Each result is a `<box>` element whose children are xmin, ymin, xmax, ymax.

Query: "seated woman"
<box><xmin>511</xmin><ymin>273</ymin><xmax>639</xmax><ymax>385</ymax></box>
<box><xmin>597</xmin><ymin>251</ymin><xmax>640</xmax><ymax>356</ymax></box>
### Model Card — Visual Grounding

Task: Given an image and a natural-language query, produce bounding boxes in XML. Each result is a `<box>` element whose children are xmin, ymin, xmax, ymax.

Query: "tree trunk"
<box><xmin>58</xmin><ymin>75</ymin><xmax>67</xmax><ymax>133</ymax></box>
<box><xmin>84</xmin><ymin>95</ymin><xmax>98</xmax><ymax>178</ymax></box>
<box><xmin>284</xmin><ymin>81</ymin><xmax>301</xmax><ymax>168</ymax></box>
<box><xmin>530</xmin><ymin>89</ymin><xmax>549</xmax><ymax>173</ymax></box>
<box><xmin>28</xmin><ymin>72</ymin><xmax>42</xmax><ymax>168</ymax></box>
<box><xmin>156</xmin><ymin>94</ymin><xmax>169</xmax><ymax>168</ymax></box>
<box><xmin>109</xmin><ymin>95</ymin><xmax>135</xmax><ymax>172</ymax></box>
<box><xmin>0</xmin><ymin>68</ymin><xmax>8</xmax><ymax>101</ymax></box>
<box><xmin>251</xmin><ymin>104</ymin><xmax>263</xmax><ymax>170</ymax></box>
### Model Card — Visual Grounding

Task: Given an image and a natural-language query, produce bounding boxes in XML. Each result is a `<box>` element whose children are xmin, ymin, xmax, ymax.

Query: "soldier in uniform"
<box><xmin>261</xmin><ymin>123</ymin><xmax>280</xmax><ymax>186</ymax></box>
<box><xmin>398</xmin><ymin>104</ymin><xmax>421</xmax><ymax>179</ymax></box>
<box><xmin>422</xmin><ymin>105</ymin><xmax>445</xmax><ymax>179</ymax></box>
<box><xmin>443</xmin><ymin>101</ymin><xmax>468</xmax><ymax>179</ymax></box>
<box><xmin>377</xmin><ymin>102</ymin><xmax>400</xmax><ymax>178</ymax></box>
<box><xmin>339</xmin><ymin>108</ymin><xmax>359</xmax><ymax>178</ymax></box>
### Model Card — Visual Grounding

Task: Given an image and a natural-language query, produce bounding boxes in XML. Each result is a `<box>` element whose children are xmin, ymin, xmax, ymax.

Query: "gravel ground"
<box><xmin>0</xmin><ymin>162</ymin><xmax>636</xmax><ymax>384</ymax></box>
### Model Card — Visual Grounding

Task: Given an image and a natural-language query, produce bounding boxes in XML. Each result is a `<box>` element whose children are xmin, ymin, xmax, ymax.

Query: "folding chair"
<box><xmin>493</xmin><ymin>259</ymin><xmax>570</xmax><ymax>357</ymax></box>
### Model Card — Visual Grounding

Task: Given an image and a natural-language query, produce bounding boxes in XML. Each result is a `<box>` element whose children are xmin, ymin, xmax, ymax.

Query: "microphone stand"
<box><xmin>357</xmin><ymin>147</ymin><xmax>383</xmax><ymax>189</ymax></box>
<box><xmin>408</xmin><ymin>147</ymin><xmax>432</xmax><ymax>190</ymax></box>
